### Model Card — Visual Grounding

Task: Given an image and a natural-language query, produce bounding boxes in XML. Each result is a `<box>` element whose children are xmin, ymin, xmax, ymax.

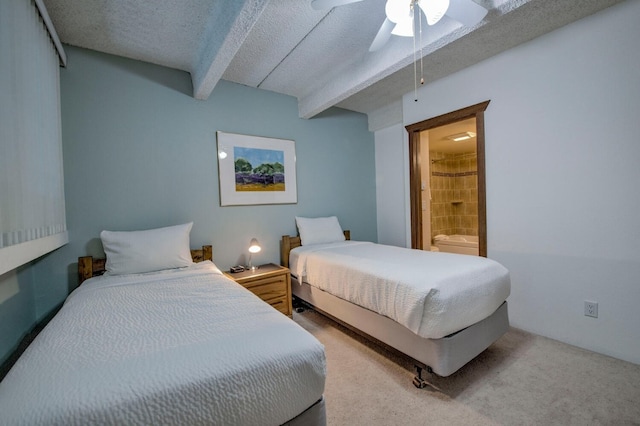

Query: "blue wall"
<box><xmin>1</xmin><ymin>46</ymin><xmax>376</xmax><ymax>364</ymax></box>
<box><xmin>0</xmin><ymin>267</ymin><xmax>35</xmax><ymax>365</ymax></box>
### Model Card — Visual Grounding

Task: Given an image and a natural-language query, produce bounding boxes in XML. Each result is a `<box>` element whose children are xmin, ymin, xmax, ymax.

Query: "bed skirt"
<box><xmin>292</xmin><ymin>277</ymin><xmax>509</xmax><ymax>377</ymax></box>
<box><xmin>284</xmin><ymin>397</ymin><xmax>326</xmax><ymax>426</ymax></box>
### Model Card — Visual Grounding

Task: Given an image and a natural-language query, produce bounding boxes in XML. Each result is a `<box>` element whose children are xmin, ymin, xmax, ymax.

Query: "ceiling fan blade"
<box><xmin>445</xmin><ymin>0</ymin><xmax>488</xmax><ymax>27</ymax></box>
<box><xmin>311</xmin><ymin>0</ymin><xmax>365</xmax><ymax>10</ymax></box>
<box><xmin>369</xmin><ymin>18</ymin><xmax>394</xmax><ymax>52</ymax></box>
<box><xmin>417</xmin><ymin>0</ymin><xmax>450</xmax><ymax>26</ymax></box>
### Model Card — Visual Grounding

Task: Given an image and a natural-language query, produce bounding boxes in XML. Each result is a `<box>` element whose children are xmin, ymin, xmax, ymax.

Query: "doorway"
<box><xmin>406</xmin><ymin>101</ymin><xmax>490</xmax><ymax>257</ymax></box>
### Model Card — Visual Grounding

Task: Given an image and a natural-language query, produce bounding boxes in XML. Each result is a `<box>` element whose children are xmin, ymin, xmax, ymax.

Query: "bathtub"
<box><xmin>433</xmin><ymin>235</ymin><xmax>479</xmax><ymax>256</ymax></box>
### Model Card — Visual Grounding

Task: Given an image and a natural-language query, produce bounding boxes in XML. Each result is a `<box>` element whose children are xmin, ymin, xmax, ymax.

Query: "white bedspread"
<box><xmin>0</xmin><ymin>261</ymin><xmax>325</xmax><ymax>426</ymax></box>
<box><xmin>291</xmin><ymin>241</ymin><xmax>510</xmax><ymax>339</ymax></box>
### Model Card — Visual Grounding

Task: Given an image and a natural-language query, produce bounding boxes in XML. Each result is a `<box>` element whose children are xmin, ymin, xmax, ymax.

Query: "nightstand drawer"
<box><xmin>224</xmin><ymin>263</ymin><xmax>292</xmax><ymax>317</ymax></box>
<box><xmin>268</xmin><ymin>296</ymin><xmax>290</xmax><ymax>315</ymax></box>
<box><xmin>243</xmin><ymin>275</ymin><xmax>287</xmax><ymax>300</ymax></box>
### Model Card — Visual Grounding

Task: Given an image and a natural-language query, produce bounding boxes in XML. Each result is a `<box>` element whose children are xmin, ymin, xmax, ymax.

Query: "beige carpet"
<box><xmin>293</xmin><ymin>308</ymin><xmax>640</xmax><ymax>426</ymax></box>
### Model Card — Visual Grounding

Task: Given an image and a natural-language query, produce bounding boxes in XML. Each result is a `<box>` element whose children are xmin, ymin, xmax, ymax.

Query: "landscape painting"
<box><xmin>217</xmin><ymin>131</ymin><xmax>297</xmax><ymax>206</ymax></box>
<box><xmin>234</xmin><ymin>147</ymin><xmax>285</xmax><ymax>192</ymax></box>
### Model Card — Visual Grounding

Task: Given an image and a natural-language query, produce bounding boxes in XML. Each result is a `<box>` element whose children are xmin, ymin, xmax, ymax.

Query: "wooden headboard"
<box><xmin>78</xmin><ymin>245</ymin><xmax>213</xmax><ymax>284</ymax></box>
<box><xmin>280</xmin><ymin>231</ymin><xmax>350</xmax><ymax>268</ymax></box>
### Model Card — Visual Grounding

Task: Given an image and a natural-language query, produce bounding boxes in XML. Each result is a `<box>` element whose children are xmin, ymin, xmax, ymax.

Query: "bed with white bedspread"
<box><xmin>290</xmin><ymin>241</ymin><xmax>510</xmax><ymax>339</ymax></box>
<box><xmin>0</xmin><ymin>258</ymin><xmax>326</xmax><ymax>425</ymax></box>
<box><xmin>281</xmin><ymin>216</ymin><xmax>511</xmax><ymax>385</ymax></box>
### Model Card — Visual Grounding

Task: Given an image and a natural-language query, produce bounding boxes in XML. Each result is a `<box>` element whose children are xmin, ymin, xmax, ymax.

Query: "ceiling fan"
<box><xmin>311</xmin><ymin>0</ymin><xmax>488</xmax><ymax>51</ymax></box>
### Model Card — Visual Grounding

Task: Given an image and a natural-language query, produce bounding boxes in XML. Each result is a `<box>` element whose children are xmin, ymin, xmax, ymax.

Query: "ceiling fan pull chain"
<box><xmin>413</xmin><ymin>1</ymin><xmax>418</xmax><ymax>101</ymax></box>
<box><xmin>418</xmin><ymin>2</ymin><xmax>424</xmax><ymax>87</ymax></box>
<box><xmin>413</xmin><ymin>0</ymin><xmax>425</xmax><ymax>101</ymax></box>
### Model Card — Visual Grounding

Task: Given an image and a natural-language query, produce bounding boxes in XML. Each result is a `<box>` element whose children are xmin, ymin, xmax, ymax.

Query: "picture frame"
<box><xmin>216</xmin><ymin>131</ymin><xmax>297</xmax><ymax>206</ymax></box>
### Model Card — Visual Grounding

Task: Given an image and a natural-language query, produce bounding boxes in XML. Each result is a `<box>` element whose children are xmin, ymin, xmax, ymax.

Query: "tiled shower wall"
<box><xmin>430</xmin><ymin>151</ymin><xmax>478</xmax><ymax>240</ymax></box>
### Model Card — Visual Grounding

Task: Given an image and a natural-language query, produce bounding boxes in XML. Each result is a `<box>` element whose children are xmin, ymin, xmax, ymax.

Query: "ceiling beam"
<box><xmin>297</xmin><ymin>18</ymin><xmax>463</xmax><ymax>119</ymax></box>
<box><xmin>299</xmin><ymin>0</ymin><xmax>623</xmax><ymax>118</ymax></box>
<box><xmin>192</xmin><ymin>0</ymin><xmax>270</xmax><ymax>100</ymax></box>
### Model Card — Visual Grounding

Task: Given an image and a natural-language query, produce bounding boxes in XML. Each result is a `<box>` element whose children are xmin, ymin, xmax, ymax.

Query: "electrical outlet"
<box><xmin>584</xmin><ymin>301</ymin><xmax>598</xmax><ymax>318</ymax></box>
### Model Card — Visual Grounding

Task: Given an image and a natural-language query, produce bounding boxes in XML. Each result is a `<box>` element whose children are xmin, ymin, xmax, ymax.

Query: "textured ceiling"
<box><xmin>43</xmin><ymin>0</ymin><xmax>624</xmax><ymax>119</ymax></box>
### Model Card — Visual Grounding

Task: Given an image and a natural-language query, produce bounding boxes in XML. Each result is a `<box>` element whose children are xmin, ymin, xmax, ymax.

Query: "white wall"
<box><xmin>377</xmin><ymin>0</ymin><xmax>640</xmax><ymax>364</ymax></box>
<box><xmin>374</xmin><ymin>124</ymin><xmax>410</xmax><ymax>247</ymax></box>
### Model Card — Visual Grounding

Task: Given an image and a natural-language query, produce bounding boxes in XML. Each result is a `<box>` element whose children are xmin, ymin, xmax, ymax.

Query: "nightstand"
<box><xmin>224</xmin><ymin>263</ymin><xmax>292</xmax><ymax>317</ymax></box>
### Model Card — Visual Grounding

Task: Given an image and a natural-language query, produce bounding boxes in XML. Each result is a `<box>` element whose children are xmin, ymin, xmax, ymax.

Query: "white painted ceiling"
<box><xmin>43</xmin><ymin>0</ymin><xmax>624</xmax><ymax>119</ymax></box>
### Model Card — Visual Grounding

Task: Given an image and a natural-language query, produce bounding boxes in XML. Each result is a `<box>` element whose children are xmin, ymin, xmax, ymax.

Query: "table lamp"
<box><xmin>248</xmin><ymin>238</ymin><xmax>261</xmax><ymax>271</ymax></box>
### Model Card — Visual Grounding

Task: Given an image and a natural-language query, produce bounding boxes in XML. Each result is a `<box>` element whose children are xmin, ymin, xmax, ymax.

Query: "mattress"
<box><xmin>290</xmin><ymin>241</ymin><xmax>510</xmax><ymax>339</ymax></box>
<box><xmin>0</xmin><ymin>261</ymin><xmax>326</xmax><ymax>425</ymax></box>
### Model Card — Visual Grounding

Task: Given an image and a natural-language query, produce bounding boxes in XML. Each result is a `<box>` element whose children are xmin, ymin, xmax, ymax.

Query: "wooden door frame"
<box><xmin>405</xmin><ymin>100</ymin><xmax>490</xmax><ymax>257</ymax></box>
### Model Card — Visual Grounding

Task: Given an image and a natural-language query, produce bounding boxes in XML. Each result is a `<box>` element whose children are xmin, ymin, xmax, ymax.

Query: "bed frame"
<box><xmin>281</xmin><ymin>232</ymin><xmax>509</xmax><ymax>387</ymax></box>
<box><xmin>78</xmin><ymin>245</ymin><xmax>213</xmax><ymax>284</ymax></box>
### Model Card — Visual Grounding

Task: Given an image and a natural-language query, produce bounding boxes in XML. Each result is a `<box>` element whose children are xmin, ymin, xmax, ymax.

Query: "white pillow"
<box><xmin>295</xmin><ymin>216</ymin><xmax>345</xmax><ymax>246</ymax></box>
<box><xmin>100</xmin><ymin>222</ymin><xmax>194</xmax><ymax>275</ymax></box>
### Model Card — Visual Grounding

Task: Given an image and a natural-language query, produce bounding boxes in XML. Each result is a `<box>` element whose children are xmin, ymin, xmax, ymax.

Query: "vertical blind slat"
<box><xmin>0</xmin><ymin>0</ymin><xmax>67</xmax><ymax>272</ymax></box>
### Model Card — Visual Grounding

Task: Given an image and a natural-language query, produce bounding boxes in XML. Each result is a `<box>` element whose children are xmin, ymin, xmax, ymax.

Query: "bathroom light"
<box><xmin>446</xmin><ymin>131</ymin><xmax>476</xmax><ymax>142</ymax></box>
<box><xmin>248</xmin><ymin>238</ymin><xmax>261</xmax><ymax>271</ymax></box>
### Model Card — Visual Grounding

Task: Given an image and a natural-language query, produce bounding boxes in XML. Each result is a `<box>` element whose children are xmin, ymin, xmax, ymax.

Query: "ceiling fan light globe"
<box><xmin>385</xmin><ymin>0</ymin><xmax>411</xmax><ymax>24</ymax></box>
<box><xmin>418</xmin><ymin>0</ymin><xmax>450</xmax><ymax>26</ymax></box>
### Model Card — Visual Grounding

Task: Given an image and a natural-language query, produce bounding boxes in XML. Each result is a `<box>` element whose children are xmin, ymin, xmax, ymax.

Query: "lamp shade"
<box><xmin>248</xmin><ymin>238</ymin><xmax>261</xmax><ymax>253</ymax></box>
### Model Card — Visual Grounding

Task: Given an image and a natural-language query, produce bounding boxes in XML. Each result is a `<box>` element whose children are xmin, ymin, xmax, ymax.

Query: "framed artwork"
<box><xmin>216</xmin><ymin>131</ymin><xmax>297</xmax><ymax>206</ymax></box>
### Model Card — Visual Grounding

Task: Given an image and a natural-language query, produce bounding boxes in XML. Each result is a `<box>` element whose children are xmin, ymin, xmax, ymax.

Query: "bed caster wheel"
<box><xmin>413</xmin><ymin>365</ymin><xmax>433</xmax><ymax>389</ymax></box>
<box><xmin>413</xmin><ymin>376</ymin><xmax>428</xmax><ymax>389</ymax></box>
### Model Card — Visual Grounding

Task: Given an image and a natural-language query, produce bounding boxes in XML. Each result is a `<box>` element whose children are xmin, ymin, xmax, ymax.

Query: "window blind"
<box><xmin>0</xmin><ymin>0</ymin><xmax>68</xmax><ymax>276</ymax></box>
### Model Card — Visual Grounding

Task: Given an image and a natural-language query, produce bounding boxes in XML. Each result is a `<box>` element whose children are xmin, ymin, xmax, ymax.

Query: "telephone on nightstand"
<box><xmin>229</xmin><ymin>265</ymin><xmax>245</xmax><ymax>273</ymax></box>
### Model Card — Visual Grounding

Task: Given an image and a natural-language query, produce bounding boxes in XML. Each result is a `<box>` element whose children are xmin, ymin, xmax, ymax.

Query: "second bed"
<box><xmin>281</xmin><ymin>218</ymin><xmax>510</xmax><ymax>385</ymax></box>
